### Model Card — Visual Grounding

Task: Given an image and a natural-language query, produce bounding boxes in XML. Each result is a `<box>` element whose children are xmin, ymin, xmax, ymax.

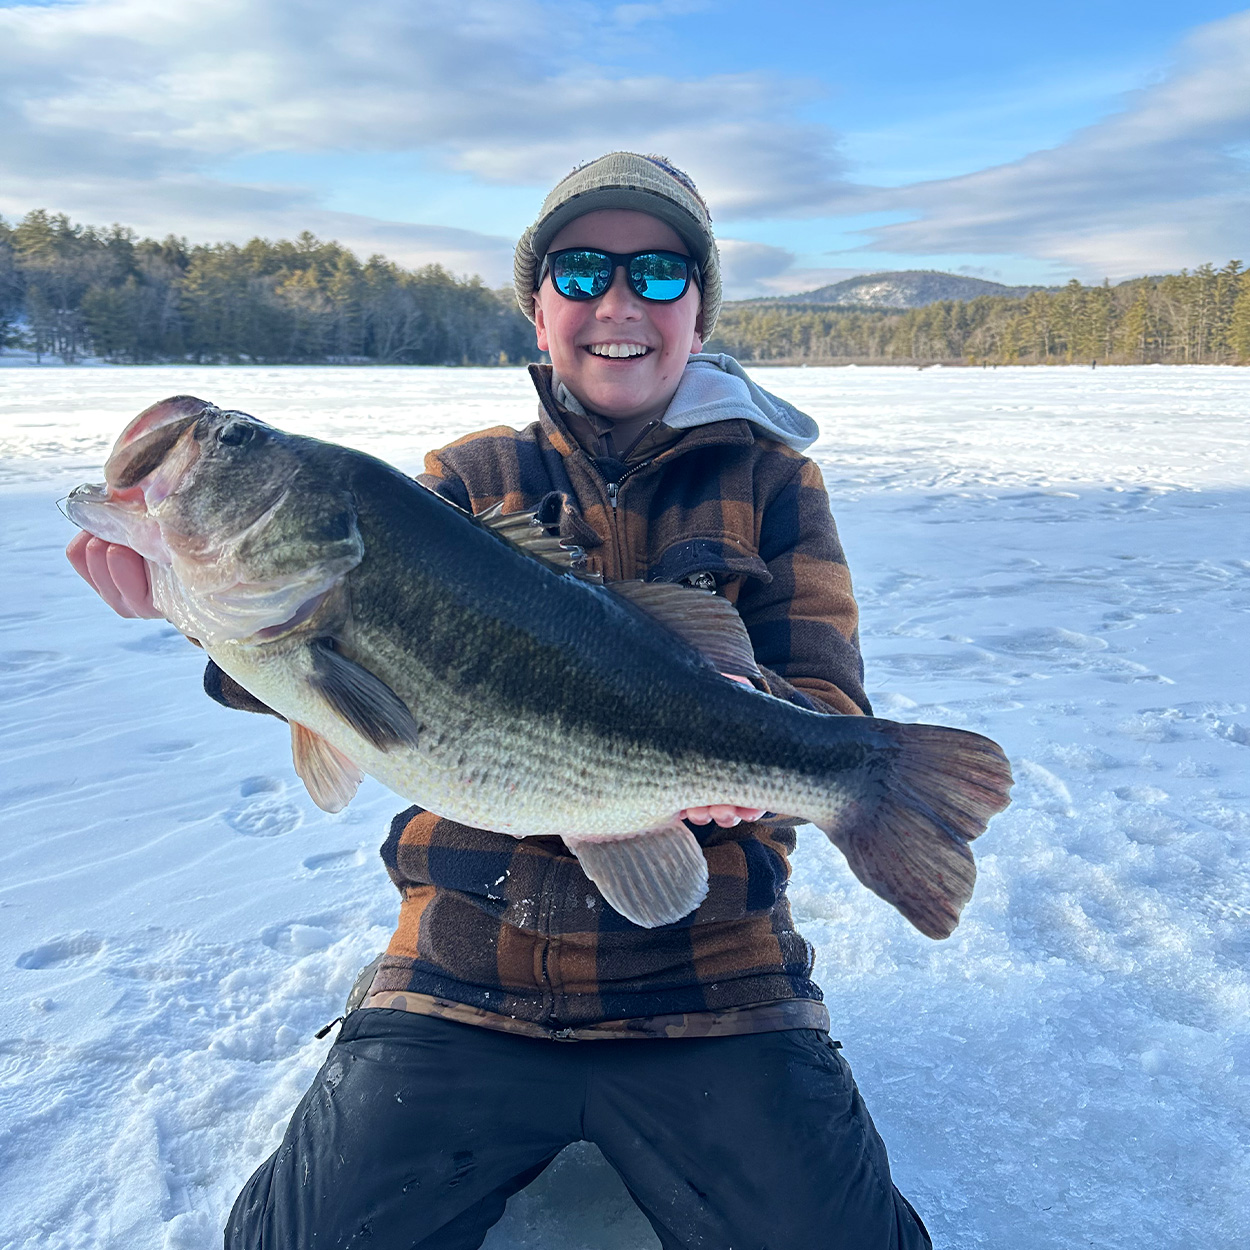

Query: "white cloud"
<box><xmin>716</xmin><ymin>239</ymin><xmax>871</xmax><ymax>300</ymax></box>
<box><xmin>0</xmin><ymin>0</ymin><xmax>856</xmax><ymax>272</ymax></box>
<box><xmin>5</xmin><ymin>0</ymin><xmax>1247</xmax><ymax>285</ymax></box>
<box><xmin>868</xmin><ymin>11</ymin><xmax>1250</xmax><ymax>277</ymax></box>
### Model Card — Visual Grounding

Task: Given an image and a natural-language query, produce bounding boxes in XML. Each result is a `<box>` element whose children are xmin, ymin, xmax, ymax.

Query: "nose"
<box><xmin>594</xmin><ymin>266</ymin><xmax>643</xmax><ymax>321</ymax></box>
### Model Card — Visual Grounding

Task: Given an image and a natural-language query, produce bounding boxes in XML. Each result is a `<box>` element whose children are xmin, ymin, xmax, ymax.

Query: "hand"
<box><xmin>66</xmin><ymin>531</ymin><xmax>160</xmax><ymax>618</ymax></box>
<box><xmin>679</xmin><ymin>672</ymin><xmax>768</xmax><ymax>827</ymax></box>
<box><xmin>681</xmin><ymin>803</ymin><xmax>768</xmax><ymax>828</ymax></box>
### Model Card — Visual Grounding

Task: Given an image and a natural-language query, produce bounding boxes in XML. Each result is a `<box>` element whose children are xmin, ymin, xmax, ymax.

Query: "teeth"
<box><xmin>588</xmin><ymin>343</ymin><xmax>648</xmax><ymax>358</ymax></box>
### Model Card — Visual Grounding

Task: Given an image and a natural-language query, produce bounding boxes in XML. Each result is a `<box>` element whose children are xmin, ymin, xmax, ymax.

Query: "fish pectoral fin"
<box><xmin>608</xmin><ymin>581</ymin><xmax>762</xmax><ymax>683</ymax></box>
<box><xmin>563</xmin><ymin>824</ymin><xmax>709</xmax><ymax>928</ymax></box>
<box><xmin>476</xmin><ymin>501</ymin><xmax>601</xmax><ymax>583</ymax></box>
<box><xmin>291</xmin><ymin>722</ymin><xmax>364</xmax><ymax>812</ymax></box>
<box><xmin>308</xmin><ymin>641</ymin><xmax>422</xmax><ymax>751</ymax></box>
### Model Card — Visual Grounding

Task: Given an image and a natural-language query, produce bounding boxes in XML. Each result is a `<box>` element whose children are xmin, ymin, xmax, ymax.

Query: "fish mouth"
<box><xmin>66</xmin><ymin>396</ymin><xmax>215</xmax><ymax>558</ymax></box>
<box><xmin>105</xmin><ymin>395</ymin><xmax>213</xmax><ymax>499</ymax></box>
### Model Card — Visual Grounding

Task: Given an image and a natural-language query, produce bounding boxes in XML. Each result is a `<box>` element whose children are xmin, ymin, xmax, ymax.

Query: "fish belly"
<box><xmin>204</xmin><ymin>636</ymin><xmax>846</xmax><ymax>839</ymax></box>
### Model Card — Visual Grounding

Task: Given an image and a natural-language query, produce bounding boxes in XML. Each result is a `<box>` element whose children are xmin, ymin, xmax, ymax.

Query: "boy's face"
<box><xmin>533</xmin><ymin>209</ymin><xmax>703</xmax><ymax>424</ymax></box>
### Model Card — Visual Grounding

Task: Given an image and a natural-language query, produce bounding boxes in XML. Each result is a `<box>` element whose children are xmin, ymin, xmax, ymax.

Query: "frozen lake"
<box><xmin>2</xmin><ymin>364</ymin><xmax>1248</xmax><ymax>1249</ymax></box>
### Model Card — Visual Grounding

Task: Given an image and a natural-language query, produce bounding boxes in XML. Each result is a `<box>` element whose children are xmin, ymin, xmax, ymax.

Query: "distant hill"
<box><xmin>760</xmin><ymin>270</ymin><xmax>1053</xmax><ymax>309</ymax></box>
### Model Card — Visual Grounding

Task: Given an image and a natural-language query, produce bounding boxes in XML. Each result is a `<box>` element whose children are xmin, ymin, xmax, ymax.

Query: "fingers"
<box><xmin>81</xmin><ymin>535</ymin><xmax>135</xmax><ymax>616</ymax></box>
<box><xmin>65</xmin><ymin>529</ymin><xmax>93</xmax><ymax>581</ymax></box>
<box><xmin>66</xmin><ymin>533</ymin><xmax>156</xmax><ymax>618</ymax></box>
<box><xmin>106</xmin><ymin>543</ymin><xmax>157</xmax><ymax>616</ymax></box>
<box><xmin>681</xmin><ymin>804</ymin><xmax>769</xmax><ymax>828</ymax></box>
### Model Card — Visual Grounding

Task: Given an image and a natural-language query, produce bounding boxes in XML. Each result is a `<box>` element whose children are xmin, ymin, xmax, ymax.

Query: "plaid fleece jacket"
<box><xmin>360</xmin><ymin>365</ymin><xmax>871</xmax><ymax>1034</ymax></box>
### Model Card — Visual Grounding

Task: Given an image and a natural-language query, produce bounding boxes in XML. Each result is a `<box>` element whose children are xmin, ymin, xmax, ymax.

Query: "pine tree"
<box><xmin>1229</xmin><ymin>271</ymin><xmax>1250</xmax><ymax>365</ymax></box>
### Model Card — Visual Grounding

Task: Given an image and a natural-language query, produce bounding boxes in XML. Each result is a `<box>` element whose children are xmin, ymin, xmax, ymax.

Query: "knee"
<box><xmin>224</xmin><ymin>1152</ymin><xmax>278</xmax><ymax>1250</ymax></box>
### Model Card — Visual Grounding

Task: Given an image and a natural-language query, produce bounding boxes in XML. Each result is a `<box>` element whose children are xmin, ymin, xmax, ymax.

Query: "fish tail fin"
<box><xmin>816</xmin><ymin>722</ymin><xmax>1013</xmax><ymax>940</ymax></box>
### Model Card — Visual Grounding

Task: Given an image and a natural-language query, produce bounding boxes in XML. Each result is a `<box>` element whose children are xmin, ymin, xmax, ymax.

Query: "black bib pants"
<box><xmin>226</xmin><ymin>1009</ymin><xmax>932</xmax><ymax>1250</ymax></box>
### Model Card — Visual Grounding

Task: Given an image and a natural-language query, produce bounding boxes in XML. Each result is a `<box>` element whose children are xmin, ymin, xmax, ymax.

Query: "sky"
<box><xmin>2</xmin><ymin>0</ymin><xmax>1249</xmax><ymax>298</ymax></box>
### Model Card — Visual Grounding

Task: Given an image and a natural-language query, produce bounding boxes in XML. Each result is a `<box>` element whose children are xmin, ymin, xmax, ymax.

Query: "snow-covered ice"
<box><xmin>1</xmin><ymin>364</ymin><xmax>1248</xmax><ymax>1249</ymax></box>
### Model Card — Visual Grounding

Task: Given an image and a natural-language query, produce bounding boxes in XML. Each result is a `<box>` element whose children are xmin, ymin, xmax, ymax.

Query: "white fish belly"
<box><xmin>207</xmin><ymin>639</ymin><xmax>839</xmax><ymax>838</ymax></box>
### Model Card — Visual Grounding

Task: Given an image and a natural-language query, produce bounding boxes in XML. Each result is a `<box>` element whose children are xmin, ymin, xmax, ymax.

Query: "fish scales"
<box><xmin>68</xmin><ymin>395</ymin><xmax>1013</xmax><ymax>935</ymax></box>
<box><xmin>217</xmin><ymin>472</ymin><xmax>863</xmax><ymax>838</ymax></box>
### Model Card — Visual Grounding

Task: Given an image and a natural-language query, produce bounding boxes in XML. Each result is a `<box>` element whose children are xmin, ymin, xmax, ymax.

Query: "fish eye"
<box><xmin>217</xmin><ymin>420</ymin><xmax>256</xmax><ymax>447</ymax></box>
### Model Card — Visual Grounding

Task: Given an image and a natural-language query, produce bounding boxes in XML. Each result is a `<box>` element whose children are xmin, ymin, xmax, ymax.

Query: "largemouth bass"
<box><xmin>68</xmin><ymin>395</ymin><xmax>1013</xmax><ymax>936</ymax></box>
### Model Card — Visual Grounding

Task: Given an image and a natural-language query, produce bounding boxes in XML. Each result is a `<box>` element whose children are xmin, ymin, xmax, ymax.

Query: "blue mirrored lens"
<box><xmin>546</xmin><ymin>250</ymin><xmax>693</xmax><ymax>302</ymax></box>
<box><xmin>551</xmin><ymin>251</ymin><xmax>612</xmax><ymax>299</ymax></box>
<box><xmin>629</xmin><ymin>253</ymin><xmax>690</xmax><ymax>301</ymax></box>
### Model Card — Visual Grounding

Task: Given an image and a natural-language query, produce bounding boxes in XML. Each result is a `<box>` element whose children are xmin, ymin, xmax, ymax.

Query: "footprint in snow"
<box><xmin>143</xmin><ymin>739</ymin><xmax>197</xmax><ymax>759</ymax></box>
<box><xmin>262</xmin><ymin>920</ymin><xmax>339</xmax><ymax>953</ymax></box>
<box><xmin>226</xmin><ymin>776</ymin><xmax>302</xmax><ymax>837</ymax></box>
<box><xmin>302</xmin><ymin>849</ymin><xmax>364</xmax><ymax>873</ymax></box>
<box><xmin>16</xmin><ymin>932</ymin><xmax>104</xmax><ymax>970</ymax></box>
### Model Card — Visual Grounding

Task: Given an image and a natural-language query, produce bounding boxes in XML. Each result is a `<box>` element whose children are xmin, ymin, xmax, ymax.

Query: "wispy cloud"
<box><xmin>717</xmin><ymin>239</ymin><xmax>869</xmax><ymax>299</ymax></box>
<box><xmin>3</xmin><ymin>0</ymin><xmax>1247</xmax><ymax>289</ymax></box>
<box><xmin>867</xmin><ymin>10</ymin><xmax>1250</xmax><ymax>277</ymax></box>
<box><xmin>0</xmin><ymin>0</ymin><xmax>856</xmax><ymax>277</ymax></box>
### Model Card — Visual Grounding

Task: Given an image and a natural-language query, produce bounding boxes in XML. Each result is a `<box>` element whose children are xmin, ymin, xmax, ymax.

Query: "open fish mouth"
<box><xmin>67</xmin><ymin>396</ymin><xmax>218</xmax><ymax>559</ymax></box>
<box><xmin>105</xmin><ymin>394</ymin><xmax>211</xmax><ymax>505</ymax></box>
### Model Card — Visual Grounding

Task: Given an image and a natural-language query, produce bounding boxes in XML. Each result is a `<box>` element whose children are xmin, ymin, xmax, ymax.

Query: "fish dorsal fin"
<box><xmin>308</xmin><ymin>641</ymin><xmax>422</xmax><ymax>751</ymax></box>
<box><xmin>476</xmin><ymin>501</ymin><xmax>602</xmax><ymax>583</ymax></box>
<box><xmin>608</xmin><ymin>581</ymin><xmax>763</xmax><ymax>682</ymax></box>
<box><xmin>563</xmin><ymin>824</ymin><xmax>709</xmax><ymax>928</ymax></box>
<box><xmin>290</xmin><ymin>721</ymin><xmax>363</xmax><ymax>813</ymax></box>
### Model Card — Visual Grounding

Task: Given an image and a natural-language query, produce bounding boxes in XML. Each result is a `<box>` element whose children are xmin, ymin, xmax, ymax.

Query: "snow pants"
<box><xmin>225</xmin><ymin>1008</ymin><xmax>931</xmax><ymax>1250</ymax></box>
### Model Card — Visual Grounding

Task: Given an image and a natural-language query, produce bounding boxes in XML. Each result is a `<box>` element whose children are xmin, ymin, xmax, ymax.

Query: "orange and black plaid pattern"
<box><xmin>367</xmin><ymin>365</ymin><xmax>872</xmax><ymax>1031</ymax></box>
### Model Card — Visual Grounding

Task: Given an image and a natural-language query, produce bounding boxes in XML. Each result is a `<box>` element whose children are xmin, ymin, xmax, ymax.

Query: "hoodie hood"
<box><xmin>554</xmin><ymin>353</ymin><xmax>820</xmax><ymax>454</ymax></box>
<box><xmin>664</xmin><ymin>354</ymin><xmax>819</xmax><ymax>452</ymax></box>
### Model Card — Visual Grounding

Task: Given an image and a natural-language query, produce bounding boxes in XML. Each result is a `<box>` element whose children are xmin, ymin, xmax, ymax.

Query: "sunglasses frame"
<box><xmin>538</xmin><ymin>248</ymin><xmax>701</xmax><ymax>304</ymax></box>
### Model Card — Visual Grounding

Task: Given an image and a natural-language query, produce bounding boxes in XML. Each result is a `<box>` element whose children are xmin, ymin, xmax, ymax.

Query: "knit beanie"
<box><xmin>514</xmin><ymin>152</ymin><xmax>722</xmax><ymax>338</ymax></box>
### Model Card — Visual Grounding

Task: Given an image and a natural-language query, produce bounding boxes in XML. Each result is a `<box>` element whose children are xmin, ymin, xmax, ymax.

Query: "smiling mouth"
<box><xmin>584</xmin><ymin>343</ymin><xmax>651</xmax><ymax>359</ymax></box>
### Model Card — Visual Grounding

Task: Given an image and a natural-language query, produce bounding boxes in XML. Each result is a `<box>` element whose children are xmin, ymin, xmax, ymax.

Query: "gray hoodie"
<box><xmin>554</xmin><ymin>353</ymin><xmax>820</xmax><ymax>454</ymax></box>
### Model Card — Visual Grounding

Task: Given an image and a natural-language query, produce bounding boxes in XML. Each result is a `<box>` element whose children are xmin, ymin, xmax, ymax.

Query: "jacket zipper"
<box><xmin>606</xmin><ymin>458</ymin><xmax>654</xmax><ymax>510</ymax></box>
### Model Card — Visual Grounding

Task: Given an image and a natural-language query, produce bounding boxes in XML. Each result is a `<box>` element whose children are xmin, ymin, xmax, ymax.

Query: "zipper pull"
<box><xmin>607</xmin><ymin>480</ymin><xmax>619</xmax><ymax>509</ymax></box>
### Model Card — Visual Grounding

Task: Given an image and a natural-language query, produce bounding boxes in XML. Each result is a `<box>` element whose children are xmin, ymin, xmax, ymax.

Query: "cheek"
<box><xmin>536</xmin><ymin>298</ymin><xmax>586</xmax><ymax>360</ymax></box>
<box><xmin>656</xmin><ymin>304</ymin><xmax>700</xmax><ymax>356</ymax></box>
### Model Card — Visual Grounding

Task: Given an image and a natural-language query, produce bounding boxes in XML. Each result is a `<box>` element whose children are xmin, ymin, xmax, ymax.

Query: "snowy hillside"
<box><xmin>770</xmin><ymin>270</ymin><xmax>1049</xmax><ymax>308</ymax></box>
<box><xmin>1</xmin><ymin>365</ymin><xmax>1248</xmax><ymax>1249</ymax></box>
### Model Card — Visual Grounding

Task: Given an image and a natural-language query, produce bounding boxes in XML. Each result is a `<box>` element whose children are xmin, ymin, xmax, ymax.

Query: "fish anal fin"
<box><xmin>476</xmin><ymin>502</ymin><xmax>601</xmax><ymax>583</ymax></box>
<box><xmin>291</xmin><ymin>722</ymin><xmax>363</xmax><ymax>813</ymax></box>
<box><xmin>609</xmin><ymin>581</ymin><xmax>762</xmax><ymax>682</ymax></box>
<box><xmin>564</xmin><ymin>824</ymin><xmax>709</xmax><ymax>928</ymax></box>
<box><xmin>818</xmin><ymin>722</ymin><xmax>1013</xmax><ymax>939</ymax></box>
<box><xmin>308</xmin><ymin>641</ymin><xmax>422</xmax><ymax>751</ymax></box>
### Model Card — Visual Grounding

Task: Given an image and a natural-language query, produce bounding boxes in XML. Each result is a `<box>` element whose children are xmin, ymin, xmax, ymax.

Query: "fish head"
<box><xmin>68</xmin><ymin>395</ymin><xmax>363</xmax><ymax>644</ymax></box>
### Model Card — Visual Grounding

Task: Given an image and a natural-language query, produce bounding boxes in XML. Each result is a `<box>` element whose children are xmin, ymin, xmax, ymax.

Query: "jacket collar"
<box><xmin>527</xmin><ymin>364</ymin><xmax>757</xmax><ymax>466</ymax></box>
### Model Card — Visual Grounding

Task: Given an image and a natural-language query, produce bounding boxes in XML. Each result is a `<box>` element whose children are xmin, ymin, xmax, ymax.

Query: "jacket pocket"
<box><xmin>647</xmin><ymin>536</ymin><xmax>771</xmax><ymax>591</ymax></box>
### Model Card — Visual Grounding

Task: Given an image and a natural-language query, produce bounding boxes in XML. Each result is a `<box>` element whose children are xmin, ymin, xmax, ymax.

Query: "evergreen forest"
<box><xmin>3</xmin><ymin>210</ymin><xmax>1249</xmax><ymax>366</ymax></box>
<box><xmin>0</xmin><ymin>211</ymin><xmax>535</xmax><ymax>365</ymax></box>
<box><xmin>711</xmin><ymin>265</ymin><xmax>1250</xmax><ymax>365</ymax></box>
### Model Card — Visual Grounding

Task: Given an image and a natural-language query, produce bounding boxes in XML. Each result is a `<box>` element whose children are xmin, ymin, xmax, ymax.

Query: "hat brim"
<box><xmin>529</xmin><ymin>186</ymin><xmax>711</xmax><ymax>267</ymax></box>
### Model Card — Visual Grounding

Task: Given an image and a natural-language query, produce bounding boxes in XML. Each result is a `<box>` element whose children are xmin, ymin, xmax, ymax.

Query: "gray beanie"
<box><xmin>514</xmin><ymin>152</ymin><xmax>722</xmax><ymax>339</ymax></box>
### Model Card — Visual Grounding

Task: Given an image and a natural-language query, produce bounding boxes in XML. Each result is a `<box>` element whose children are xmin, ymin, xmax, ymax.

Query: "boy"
<box><xmin>68</xmin><ymin>153</ymin><xmax>932</xmax><ymax>1249</ymax></box>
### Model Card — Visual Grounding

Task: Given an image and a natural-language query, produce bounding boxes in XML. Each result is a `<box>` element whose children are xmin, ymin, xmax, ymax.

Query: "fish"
<box><xmin>67</xmin><ymin>394</ymin><xmax>1014</xmax><ymax>937</ymax></box>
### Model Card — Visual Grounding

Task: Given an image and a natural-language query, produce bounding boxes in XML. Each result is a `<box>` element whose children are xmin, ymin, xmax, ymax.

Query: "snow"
<box><xmin>2</xmin><ymin>364</ymin><xmax>1249</xmax><ymax>1249</ymax></box>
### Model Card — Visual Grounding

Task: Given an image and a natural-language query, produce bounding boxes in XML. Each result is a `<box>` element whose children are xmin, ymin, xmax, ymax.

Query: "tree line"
<box><xmin>0</xmin><ymin>210</ymin><xmax>537</xmax><ymax>365</ymax></box>
<box><xmin>3</xmin><ymin>209</ymin><xmax>1249</xmax><ymax>366</ymax></box>
<box><xmin>706</xmin><ymin>265</ymin><xmax>1250</xmax><ymax>365</ymax></box>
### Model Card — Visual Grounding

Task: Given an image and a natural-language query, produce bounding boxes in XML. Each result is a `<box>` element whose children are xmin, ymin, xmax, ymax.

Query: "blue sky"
<box><xmin>2</xmin><ymin>0</ymin><xmax>1248</xmax><ymax>297</ymax></box>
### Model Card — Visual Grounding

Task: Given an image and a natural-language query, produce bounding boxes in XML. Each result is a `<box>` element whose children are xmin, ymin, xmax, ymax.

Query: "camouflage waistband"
<box><xmin>362</xmin><ymin>989</ymin><xmax>830</xmax><ymax>1041</ymax></box>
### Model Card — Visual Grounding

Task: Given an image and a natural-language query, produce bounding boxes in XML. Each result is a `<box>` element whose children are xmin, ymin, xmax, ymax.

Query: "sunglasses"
<box><xmin>539</xmin><ymin>249</ymin><xmax>701</xmax><ymax>304</ymax></box>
